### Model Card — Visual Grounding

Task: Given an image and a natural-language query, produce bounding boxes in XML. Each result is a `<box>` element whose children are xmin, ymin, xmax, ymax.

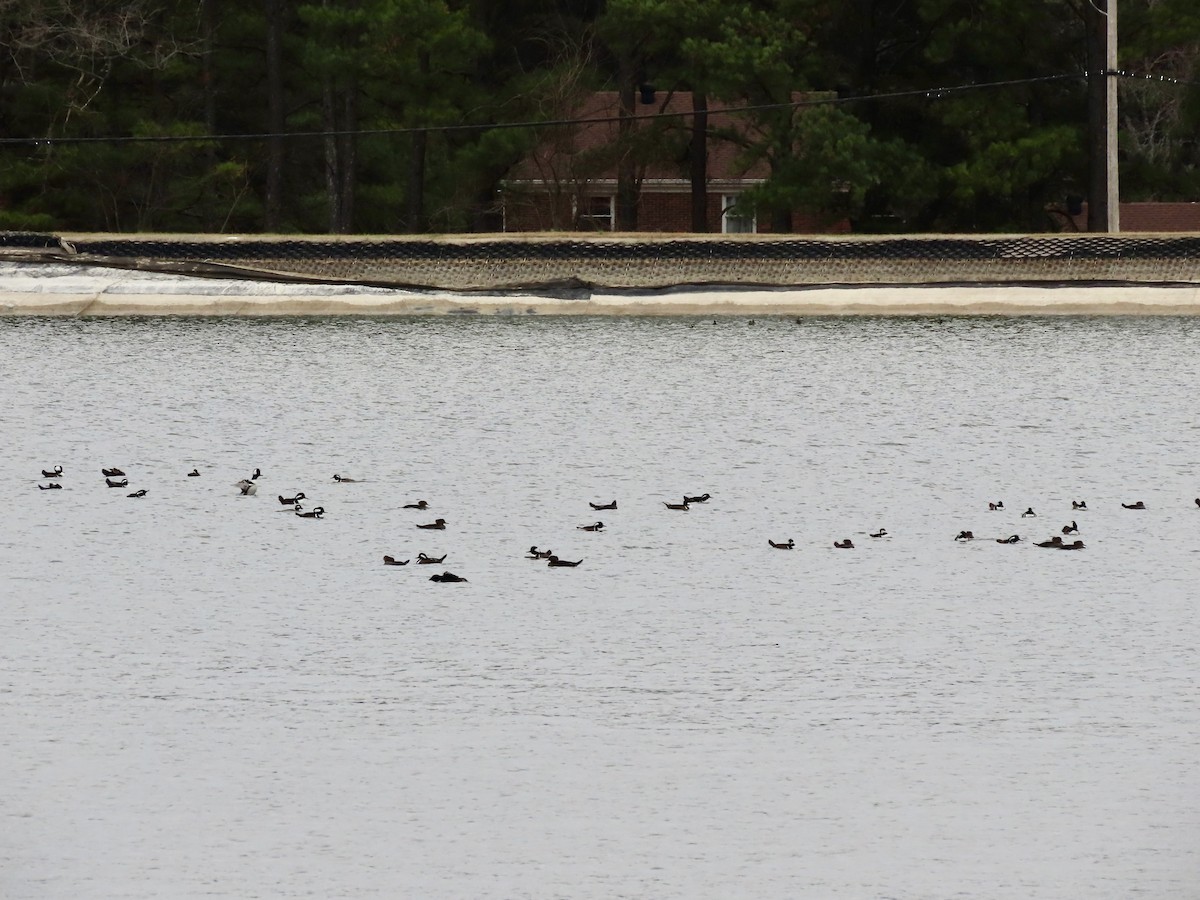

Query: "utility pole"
<box><xmin>1087</xmin><ymin>0</ymin><xmax>1120</xmax><ymax>232</ymax></box>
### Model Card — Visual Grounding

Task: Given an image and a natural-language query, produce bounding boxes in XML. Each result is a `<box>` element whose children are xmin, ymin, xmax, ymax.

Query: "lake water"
<box><xmin>3</xmin><ymin>313</ymin><xmax>1199</xmax><ymax>899</ymax></box>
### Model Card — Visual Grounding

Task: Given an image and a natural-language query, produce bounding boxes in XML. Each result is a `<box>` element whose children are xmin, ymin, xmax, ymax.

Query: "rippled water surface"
<box><xmin>3</xmin><ymin>314</ymin><xmax>1199</xmax><ymax>899</ymax></box>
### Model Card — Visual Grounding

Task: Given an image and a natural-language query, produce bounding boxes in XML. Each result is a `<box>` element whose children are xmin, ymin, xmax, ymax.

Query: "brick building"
<box><xmin>500</xmin><ymin>91</ymin><xmax>849</xmax><ymax>235</ymax></box>
<box><xmin>1061</xmin><ymin>202</ymin><xmax>1200</xmax><ymax>232</ymax></box>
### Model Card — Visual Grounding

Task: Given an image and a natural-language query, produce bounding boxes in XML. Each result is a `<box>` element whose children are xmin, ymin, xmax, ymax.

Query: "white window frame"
<box><xmin>574</xmin><ymin>195</ymin><xmax>615</xmax><ymax>231</ymax></box>
<box><xmin>721</xmin><ymin>194</ymin><xmax>757</xmax><ymax>234</ymax></box>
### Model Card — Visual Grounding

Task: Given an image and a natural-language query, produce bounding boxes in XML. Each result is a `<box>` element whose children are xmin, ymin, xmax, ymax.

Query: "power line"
<box><xmin>0</xmin><ymin>73</ymin><xmax>1089</xmax><ymax>148</ymax></box>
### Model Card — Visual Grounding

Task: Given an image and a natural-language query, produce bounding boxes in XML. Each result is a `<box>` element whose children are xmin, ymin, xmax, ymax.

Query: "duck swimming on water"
<box><xmin>870</xmin><ymin>528</ymin><xmax>888</xmax><ymax>538</ymax></box>
<box><xmin>547</xmin><ymin>555</ymin><xmax>582</xmax><ymax>567</ymax></box>
<box><xmin>1122</xmin><ymin>501</ymin><xmax>1146</xmax><ymax>510</ymax></box>
<box><xmin>42</xmin><ymin>466</ymin><xmax>63</xmax><ymax>478</ymax></box>
<box><xmin>417</xmin><ymin>518</ymin><xmax>447</xmax><ymax>530</ymax></box>
<box><xmin>988</xmin><ymin>501</ymin><xmax>1004</xmax><ymax>511</ymax></box>
<box><xmin>417</xmin><ymin>552</ymin><xmax>447</xmax><ymax>564</ymax></box>
<box><xmin>295</xmin><ymin>506</ymin><xmax>324</xmax><ymax>518</ymax></box>
<box><xmin>834</xmin><ymin>539</ymin><xmax>854</xmax><ymax>549</ymax></box>
<box><xmin>102</xmin><ymin>467</ymin><xmax>124</xmax><ymax>478</ymax></box>
<box><xmin>430</xmin><ymin>571</ymin><xmax>468</xmax><ymax>582</ymax></box>
<box><xmin>1021</xmin><ymin>508</ymin><xmax>1036</xmax><ymax>518</ymax></box>
<box><xmin>1036</xmin><ymin>536</ymin><xmax>1064</xmax><ymax>548</ymax></box>
<box><xmin>278</xmin><ymin>492</ymin><xmax>305</xmax><ymax>506</ymax></box>
<box><xmin>589</xmin><ymin>500</ymin><xmax>617</xmax><ymax>510</ymax></box>
<box><xmin>383</xmin><ymin>555</ymin><xmax>409</xmax><ymax>566</ymax></box>
<box><xmin>38</xmin><ymin>483</ymin><xmax>62</xmax><ymax>490</ymax></box>
<box><xmin>106</xmin><ymin>477</ymin><xmax>129</xmax><ymax>488</ymax></box>
<box><xmin>1073</xmin><ymin>500</ymin><xmax>1087</xmax><ymax>510</ymax></box>
<box><xmin>954</xmin><ymin>531</ymin><xmax>974</xmax><ymax>541</ymax></box>
<box><xmin>996</xmin><ymin>534</ymin><xmax>1021</xmax><ymax>544</ymax></box>
<box><xmin>235</xmin><ymin>479</ymin><xmax>257</xmax><ymax>496</ymax></box>
<box><xmin>1059</xmin><ymin>540</ymin><xmax>1085</xmax><ymax>550</ymax></box>
<box><xmin>188</xmin><ymin>469</ymin><xmax>200</xmax><ymax>477</ymax></box>
<box><xmin>403</xmin><ymin>500</ymin><xmax>429</xmax><ymax>510</ymax></box>
<box><xmin>333</xmin><ymin>474</ymin><xmax>359</xmax><ymax>483</ymax></box>
<box><xmin>527</xmin><ymin>547</ymin><xmax>553</xmax><ymax>559</ymax></box>
<box><xmin>663</xmin><ymin>500</ymin><xmax>690</xmax><ymax>511</ymax></box>
<box><xmin>683</xmin><ymin>493</ymin><xmax>711</xmax><ymax>504</ymax></box>
<box><xmin>127</xmin><ymin>489</ymin><xmax>147</xmax><ymax>498</ymax></box>
<box><xmin>769</xmin><ymin>539</ymin><xmax>794</xmax><ymax>549</ymax></box>
<box><xmin>577</xmin><ymin>521</ymin><xmax>604</xmax><ymax>531</ymax></box>
<box><xmin>1062</xmin><ymin>520</ymin><xmax>1079</xmax><ymax>534</ymax></box>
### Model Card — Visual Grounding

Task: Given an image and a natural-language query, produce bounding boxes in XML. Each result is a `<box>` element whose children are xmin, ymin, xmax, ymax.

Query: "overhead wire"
<box><xmin>0</xmin><ymin>72</ymin><xmax>1093</xmax><ymax>148</ymax></box>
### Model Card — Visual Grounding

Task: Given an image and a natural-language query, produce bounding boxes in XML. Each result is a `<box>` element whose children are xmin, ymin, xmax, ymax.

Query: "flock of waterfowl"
<box><xmin>34</xmin><ymin>465</ymin><xmax>1200</xmax><ymax>575</ymax></box>
<box><xmin>31</xmin><ymin>467</ymin><xmax>722</xmax><ymax>581</ymax></box>
<box><xmin>766</xmin><ymin>496</ymin><xmax>1198</xmax><ymax>552</ymax></box>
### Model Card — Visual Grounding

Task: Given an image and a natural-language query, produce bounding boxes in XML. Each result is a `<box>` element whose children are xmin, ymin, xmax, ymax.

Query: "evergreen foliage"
<box><xmin>0</xmin><ymin>0</ymin><xmax>1194</xmax><ymax>233</ymax></box>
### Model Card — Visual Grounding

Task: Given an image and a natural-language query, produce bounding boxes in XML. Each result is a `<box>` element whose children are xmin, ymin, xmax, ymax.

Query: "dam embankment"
<box><xmin>3</xmin><ymin>231</ymin><xmax>1200</xmax><ymax>314</ymax></box>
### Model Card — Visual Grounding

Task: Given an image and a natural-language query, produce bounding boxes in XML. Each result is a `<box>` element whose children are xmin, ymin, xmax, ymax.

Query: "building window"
<box><xmin>722</xmin><ymin>195</ymin><xmax>756</xmax><ymax>234</ymax></box>
<box><xmin>576</xmin><ymin>195</ymin><xmax>614</xmax><ymax>231</ymax></box>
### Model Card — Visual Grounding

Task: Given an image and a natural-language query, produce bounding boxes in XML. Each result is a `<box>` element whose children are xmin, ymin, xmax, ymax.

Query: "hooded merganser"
<box><xmin>278</xmin><ymin>492</ymin><xmax>305</xmax><ymax>506</ymax></box>
<box><xmin>869</xmin><ymin>528</ymin><xmax>888</xmax><ymax>538</ymax></box>
<box><xmin>106</xmin><ymin>477</ymin><xmax>129</xmax><ymax>488</ymax></box>
<box><xmin>1035</xmin><ymin>536</ymin><xmax>1064</xmax><ymax>548</ymax></box>
<box><xmin>42</xmin><ymin>466</ymin><xmax>63</xmax><ymax>478</ymax></box>
<box><xmin>127</xmin><ymin>489</ymin><xmax>147</xmax><ymax>498</ymax></box>
<box><xmin>527</xmin><ymin>546</ymin><xmax>553</xmax><ymax>559</ymax></box>
<box><xmin>403</xmin><ymin>500</ymin><xmax>428</xmax><ymax>510</ymax></box>
<box><xmin>683</xmin><ymin>493</ymin><xmax>711</xmax><ymax>504</ymax></box>
<box><xmin>1122</xmin><ymin>501</ymin><xmax>1146</xmax><ymax>510</ymax></box>
<box><xmin>101</xmin><ymin>467</ymin><xmax>124</xmax><ymax>478</ymax></box>
<box><xmin>590</xmin><ymin>500</ymin><xmax>617</xmax><ymax>510</ymax></box>
<box><xmin>417</xmin><ymin>552</ymin><xmax>446</xmax><ymax>564</ymax></box>
<box><xmin>578</xmin><ymin>521</ymin><xmax>604</xmax><ymax>532</ymax></box>
<box><xmin>547</xmin><ymin>555</ymin><xmax>582</xmax><ymax>567</ymax></box>
<box><xmin>1060</xmin><ymin>540</ymin><xmax>1085</xmax><ymax>550</ymax></box>
<box><xmin>834</xmin><ymin>539</ymin><xmax>854</xmax><ymax>549</ymax></box>
<box><xmin>383</xmin><ymin>555</ymin><xmax>409</xmax><ymax>566</ymax></box>
<box><xmin>187</xmin><ymin>469</ymin><xmax>200</xmax><ymax>477</ymax></box>
<box><xmin>1072</xmin><ymin>500</ymin><xmax>1087</xmax><ymax>510</ymax></box>
<box><xmin>38</xmin><ymin>483</ymin><xmax>62</xmax><ymax>490</ymax></box>
<box><xmin>954</xmin><ymin>530</ymin><xmax>974</xmax><ymax>541</ymax></box>
<box><xmin>417</xmin><ymin>518</ymin><xmax>447</xmax><ymax>530</ymax></box>
<box><xmin>332</xmin><ymin>474</ymin><xmax>358</xmax><ymax>483</ymax></box>
<box><xmin>988</xmin><ymin>501</ymin><xmax>1004</xmax><ymax>511</ymax></box>
<box><xmin>430</xmin><ymin>571</ymin><xmax>468</xmax><ymax>582</ymax></box>
<box><xmin>295</xmin><ymin>506</ymin><xmax>324</xmax><ymax>518</ymax></box>
<box><xmin>1061</xmin><ymin>520</ymin><xmax>1078</xmax><ymax>534</ymax></box>
<box><xmin>663</xmin><ymin>500</ymin><xmax>690</xmax><ymax>511</ymax></box>
<box><xmin>996</xmin><ymin>534</ymin><xmax>1021</xmax><ymax>544</ymax></box>
<box><xmin>768</xmin><ymin>539</ymin><xmax>794</xmax><ymax>549</ymax></box>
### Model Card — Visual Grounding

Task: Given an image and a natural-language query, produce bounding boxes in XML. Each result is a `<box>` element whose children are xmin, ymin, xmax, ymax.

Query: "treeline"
<box><xmin>1</xmin><ymin>0</ymin><xmax>1197</xmax><ymax>234</ymax></box>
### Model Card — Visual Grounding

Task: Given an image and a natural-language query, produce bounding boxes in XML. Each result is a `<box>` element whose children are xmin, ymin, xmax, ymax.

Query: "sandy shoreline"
<box><xmin>4</xmin><ymin>284</ymin><xmax>1200</xmax><ymax>316</ymax></box>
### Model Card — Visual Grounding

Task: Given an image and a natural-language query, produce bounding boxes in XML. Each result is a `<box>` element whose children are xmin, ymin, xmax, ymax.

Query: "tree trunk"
<box><xmin>689</xmin><ymin>92</ymin><xmax>709</xmax><ymax>232</ymax></box>
<box><xmin>264</xmin><ymin>0</ymin><xmax>285</xmax><ymax>232</ymax></box>
<box><xmin>338</xmin><ymin>78</ymin><xmax>357</xmax><ymax>232</ymax></box>
<box><xmin>321</xmin><ymin>77</ymin><xmax>342</xmax><ymax>233</ymax></box>
<box><xmin>615</xmin><ymin>56</ymin><xmax>638</xmax><ymax>231</ymax></box>
<box><xmin>404</xmin><ymin>50</ymin><xmax>431</xmax><ymax>233</ymax></box>
<box><xmin>200</xmin><ymin>0</ymin><xmax>218</xmax><ymax>230</ymax></box>
<box><xmin>405</xmin><ymin>130</ymin><xmax>427</xmax><ymax>232</ymax></box>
